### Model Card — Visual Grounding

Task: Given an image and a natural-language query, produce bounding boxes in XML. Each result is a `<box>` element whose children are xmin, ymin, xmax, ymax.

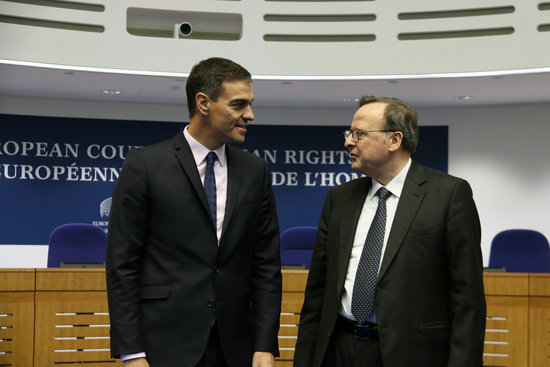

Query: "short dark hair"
<box><xmin>359</xmin><ymin>95</ymin><xmax>419</xmax><ymax>154</ymax></box>
<box><xmin>186</xmin><ymin>57</ymin><xmax>252</xmax><ymax>117</ymax></box>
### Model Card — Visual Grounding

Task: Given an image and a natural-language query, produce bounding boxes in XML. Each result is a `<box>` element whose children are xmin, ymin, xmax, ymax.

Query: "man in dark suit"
<box><xmin>294</xmin><ymin>96</ymin><xmax>486</xmax><ymax>367</ymax></box>
<box><xmin>106</xmin><ymin>57</ymin><xmax>282</xmax><ymax>367</ymax></box>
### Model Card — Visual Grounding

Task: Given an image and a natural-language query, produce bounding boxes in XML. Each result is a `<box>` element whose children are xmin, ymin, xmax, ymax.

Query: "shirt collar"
<box><xmin>368</xmin><ymin>158</ymin><xmax>412</xmax><ymax>199</ymax></box>
<box><xmin>183</xmin><ymin>126</ymin><xmax>226</xmax><ymax>166</ymax></box>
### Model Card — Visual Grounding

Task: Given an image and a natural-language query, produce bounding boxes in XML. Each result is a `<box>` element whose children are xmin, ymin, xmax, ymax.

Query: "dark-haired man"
<box><xmin>107</xmin><ymin>57</ymin><xmax>281</xmax><ymax>367</ymax></box>
<box><xmin>294</xmin><ymin>96</ymin><xmax>486</xmax><ymax>367</ymax></box>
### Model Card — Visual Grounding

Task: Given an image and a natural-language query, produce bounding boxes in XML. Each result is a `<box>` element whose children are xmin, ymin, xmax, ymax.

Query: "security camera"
<box><xmin>174</xmin><ymin>22</ymin><xmax>193</xmax><ymax>38</ymax></box>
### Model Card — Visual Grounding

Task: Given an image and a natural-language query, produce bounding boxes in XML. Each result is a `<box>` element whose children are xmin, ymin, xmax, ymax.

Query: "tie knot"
<box><xmin>377</xmin><ymin>187</ymin><xmax>391</xmax><ymax>201</ymax></box>
<box><xmin>206</xmin><ymin>152</ymin><xmax>217</xmax><ymax>165</ymax></box>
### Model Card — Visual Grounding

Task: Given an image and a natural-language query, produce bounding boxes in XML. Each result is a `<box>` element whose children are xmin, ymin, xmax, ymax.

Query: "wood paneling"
<box><xmin>484</xmin><ymin>272</ymin><xmax>529</xmax><ymax>296</ymax></box>
<box><xmin>33</xmin><ymin>270</ymin><xmax>121</xmax><ymax>367</ymax></box>
<box><xmin>3</xmin><ymin>269</ymin><xmax>550</xmax><ymax>366</ymax></box>
<box><xmin>0</xmin><ymin>268</ymin><xmax>35</xmax><ymax>291</ymax></box>
<box><xmin>35</xmin><ymin>268</ymin><xmax>106</xmax><ymax>291</ymax></box>
<box><xmin>529</xmin><ymin>273</ymin><xmax>550</xmax><ymax>296</ymax></box>
<box><xmin>484</xmin><ymin>296</ymin><xmax>528</xmax><ymax>367</ymax></box>
<box><xmin>0</xmin><ymin>291</ymin><xmax>34</xmax><ymax>367</ymax></box>
<box><xmin>529</xmin><ymin>296</ymin><xmax>550</xmax><ymax>367</ymax></box>
<box><xmin>277</xmin><ymin>270</ymin><xmax>308</xmax><ymax>365</ymax></box>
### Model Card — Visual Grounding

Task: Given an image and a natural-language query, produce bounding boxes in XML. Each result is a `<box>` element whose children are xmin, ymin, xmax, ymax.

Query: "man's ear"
<box><xmin>196</xmin><ymin>92</ymin><xmax>210</xmax><ymax>116</ymax></box>
<box><xmin>388</xmin><ymin>131</ymin><xmax>404</xmax><ymax>153</ymax></box>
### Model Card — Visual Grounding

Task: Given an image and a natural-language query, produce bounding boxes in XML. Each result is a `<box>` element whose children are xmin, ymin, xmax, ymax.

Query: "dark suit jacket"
<box><xmin>294</xmin><ymin>160</ymin><xmax>486</xmax><ymax>367</ymax></box>
<box><xmin>106</xmin><ymin>131</ymin><xmax>282</xmax><ymax>367</ymax></box>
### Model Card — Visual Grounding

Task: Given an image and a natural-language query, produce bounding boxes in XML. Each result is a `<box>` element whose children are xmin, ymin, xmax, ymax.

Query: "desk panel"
<box><xmin>2</xmin><ymin>269</ymin><xmax>549</xmax><ymax>366</ymax></box>
<box><xmin>36</xmin><ymin>268</ymin><xmax>107</xmax><ymax>291</ymax></box>
<box><xmin>484</xmin><ymin>296</ymin><xmax>528</xmax><ymax>367</ymax></box>
<box><xmin>0</xmin><ymin>292</ymin><xmax>34</xmax><ymax>367</ymax></box>
<box><xmin>276</xmin><ymin>270</ymin><xmax>307</xmax><ymax>366</ymax></box>
<box><xmin>34</xmin><ymin>269</ymin><xmax>121</xmax><ymax>367</ymax></box>
<box><xmin>529</xmin><ymin>296</ymin><xmax>550</xmax><ymax>367</ymax></box>
<box><xmin>484</xmin><ymin>273</ymin><xmax>529</xmax><ymax>296</ymax></box>
<box><xmin>0</xmin><ymin>269</ymin><xmax>35</xmax><ymax>367</ymax></box>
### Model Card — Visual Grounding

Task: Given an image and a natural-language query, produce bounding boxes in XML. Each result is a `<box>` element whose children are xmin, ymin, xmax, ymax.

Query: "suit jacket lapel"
<box><xmin>336</xmin><ymin>178</ymin><xmax>371</xmax><ymax>294</ymax></box>
<box><xmin>222</xmin><ymin>145</ymin><xmax>242</xmax><ymax>237</ymax></box>
<box><xmin>378</xmin><ymin>161</ymin><xmax>427</xmax><ymax>281</ymax></box>
<box><xmin>172</xmin><ymin>132</ymin><xmax>212</xmax><ymax>221</ymax></box>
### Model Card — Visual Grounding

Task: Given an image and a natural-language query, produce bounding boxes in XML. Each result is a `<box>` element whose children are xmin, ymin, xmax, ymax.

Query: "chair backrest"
<box><xmin>47</xmin><ymin>223</ymin><xmax>108</xmax><ymax>267</ymax></box>
<box><xmin>488</xmin><ymin>229</ymin><xmax>550</xmax><ymax>273</ymax></box>
<box><xmin>280</xmin><ymin>226</ymin><xmax>317</xmax><ymax>269</ymax></box>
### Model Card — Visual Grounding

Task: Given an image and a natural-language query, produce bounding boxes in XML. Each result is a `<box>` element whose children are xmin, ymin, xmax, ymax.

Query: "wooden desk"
<box><xmin>483</xmin><ymin>273</ymin><xmax>529</xmax><ymax>367</ymax></box>
<box><xmin>34</xmin><ymin>268</ymin><xmax>121</xmax><ymax>367</ymax></box>
<box><xmin>1</xmin><ymin>269</ymin><xmax>549</xmax><ymax>367</ymax></box>
<box><xmin>528</xmin><ymin>273</ymin><xmax>550</xmax><ymax>367</ymax></box>
<box><xmin>0</xmin><ymin>269</ymin><xmax>35</xmax><ymax>367</ymax></box>
<box><xmin>277</xmin><ymin>270</ymin><xmax>308</xmax><ymax>367</ymax></box>
<box><xmin>276</xmin><ymin>272</ymin><xmax>550</xmax><ymax>367</ymax></box>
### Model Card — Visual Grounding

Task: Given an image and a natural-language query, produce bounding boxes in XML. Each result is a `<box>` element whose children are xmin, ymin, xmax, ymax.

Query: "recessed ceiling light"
<box><xmin>342</xmin><ymin>97</ymin><xmax>360</xmax><ymax>103</ymax></box>
<box><xmin>282</xmin><ymin>81</ymin><xmax>292</xmax><ymax>85</ymax></box>
<box><xmin>387</xmin><ymin>80</ymin><xmax>399</xmax><ymax>84</ymax></box>
<box><xmin>102</xmin><ymin>90</ymin><xmax>121</xmax><ymax>95</ymax></box>
<box><xmin>455</xmin><ymin>95</ymin><xmax>472</xmax><ymax>100</ymax></box>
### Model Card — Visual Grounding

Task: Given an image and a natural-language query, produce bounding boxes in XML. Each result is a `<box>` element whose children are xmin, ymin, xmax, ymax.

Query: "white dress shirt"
<box><xmin>183</xmin><ymin>126</ymin><xmax>227</xmax><ymax>243</ymax></box>
<box><xmin>340</xmin><ymin>158</ymin><xmax>412</xmax><ymax>322</ymax></box>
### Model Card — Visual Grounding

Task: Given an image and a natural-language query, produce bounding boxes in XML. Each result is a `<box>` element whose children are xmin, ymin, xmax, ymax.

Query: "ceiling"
<box><xmin>1</xmin><ymin>61</ymin><xmax>550</xmax><ymax>109</ymax></box>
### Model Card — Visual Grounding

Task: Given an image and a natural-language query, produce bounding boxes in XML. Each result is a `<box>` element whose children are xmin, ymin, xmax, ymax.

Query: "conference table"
<box><xmin>1</xmin><ymin>269</ymin><xmax>548</xmax><ymax>367</ymax></box>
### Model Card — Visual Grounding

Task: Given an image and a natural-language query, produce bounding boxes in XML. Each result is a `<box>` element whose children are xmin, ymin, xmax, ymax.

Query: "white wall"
<box><xmin>1</xmin><ymin>95</ymin><xmax>549</xmax><ymax>267</ymax></box>
<box><xmin>419</xmin><ymin>104</ymin><xmax>550</xmax><ymax>266</ymax></box>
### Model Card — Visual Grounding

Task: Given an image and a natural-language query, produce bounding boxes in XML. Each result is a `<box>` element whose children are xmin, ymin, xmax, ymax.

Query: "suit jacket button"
<box><xmin>207</xmin><ymin>300</ymin><xmax>216</xmax><ymax>308</ymax></box>
<box><xmin>214</xmin><ymin>266</ymin><xmax>220</xmax><ymax>273</ymax></box>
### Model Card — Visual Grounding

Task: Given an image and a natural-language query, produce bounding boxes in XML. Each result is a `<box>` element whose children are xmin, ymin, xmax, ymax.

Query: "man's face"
<box><xmin>344</xmin><ymin>102</ymin><xmax>392</xmax><ymax>176</ymax></box>
<box><xmin>207</xmin><ymin>80</ymin><xmax>254</xmax><ymax>146</ymax></box>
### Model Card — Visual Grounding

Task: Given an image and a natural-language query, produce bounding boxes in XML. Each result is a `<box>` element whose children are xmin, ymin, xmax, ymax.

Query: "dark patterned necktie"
<box><xmin>204</xmin><ymin>152</ymin><xmax>217</xmax><ymax>225</ymax></box>
<box><xmin>352</xmin><ymin>187</ymin><xmax>391</xmax><ymax>324</ymax></box>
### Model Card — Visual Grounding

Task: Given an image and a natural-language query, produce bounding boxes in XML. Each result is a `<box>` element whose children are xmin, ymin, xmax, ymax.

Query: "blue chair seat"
<box><xmin>47</xmin><ymin>223</ymin><xmax>107</xmax><ymax>267</ymax></box>
<box><xmin>488</xmin><ymin>229</ymin><xmax>550</xmax><ymax>273</ymax></box>
<box><xmin>280</xmin><ymin>226</ymin><xmax>317</xmax><ymax>269</ymax></box>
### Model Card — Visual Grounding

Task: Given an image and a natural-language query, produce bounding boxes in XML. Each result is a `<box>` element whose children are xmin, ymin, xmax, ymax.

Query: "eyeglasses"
<box><xmin>343</xmin><ymin>129</ymin><xmax>398</xmax><ymax>142</ymax></box>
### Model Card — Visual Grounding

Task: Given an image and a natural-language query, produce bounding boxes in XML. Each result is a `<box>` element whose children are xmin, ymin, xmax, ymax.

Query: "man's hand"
<box><xmin>252</xmin><ymin>351</ymin><xmax>275</xmax><ymax>367</ymax></box>
<box><xmin>123</xmin><ymin>358</ymin><xmax>150</xmax><ymax>367</ymax></box>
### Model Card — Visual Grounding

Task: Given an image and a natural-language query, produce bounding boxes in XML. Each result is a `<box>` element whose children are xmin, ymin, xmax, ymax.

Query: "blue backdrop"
<box><xmin>0</xmin><ymin>114</ymin><xmax>447</xmax><ymax>244</ymax></box>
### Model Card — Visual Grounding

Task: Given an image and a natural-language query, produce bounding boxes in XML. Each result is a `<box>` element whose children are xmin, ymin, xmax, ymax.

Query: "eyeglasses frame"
<box><xmin>343</xmin><ymin>129</ymin><xmax>399</xmax><ymax>142</ymax></box>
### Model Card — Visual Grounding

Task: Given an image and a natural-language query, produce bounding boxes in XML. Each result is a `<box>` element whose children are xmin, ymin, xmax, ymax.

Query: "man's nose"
<box><xmin>344</xmin><ymin>134</ymin><xmax>355</xmax><ymax>148</ymax></box>
<box><xmin>243</xmin><ymin>105</ymin><xmax>254</xmax><ymax>121</ymax></box>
